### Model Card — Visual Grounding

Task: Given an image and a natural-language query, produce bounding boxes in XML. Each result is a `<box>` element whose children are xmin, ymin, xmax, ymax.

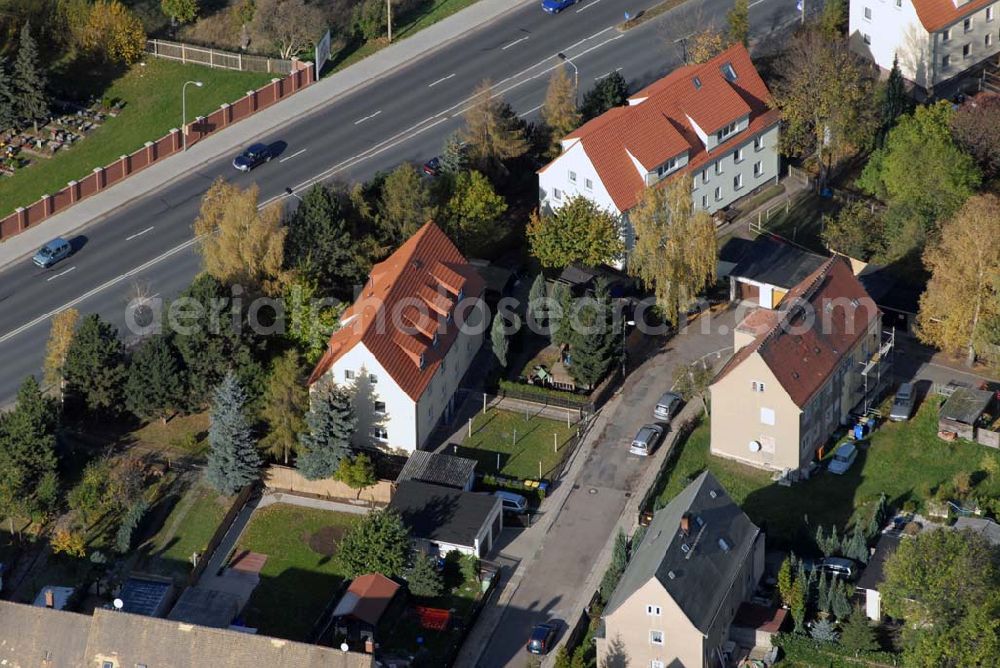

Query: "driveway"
<box><xmin>469</xmin><ymin>307</ymin><xmax>737</xmax><ymax>668</ymax></box>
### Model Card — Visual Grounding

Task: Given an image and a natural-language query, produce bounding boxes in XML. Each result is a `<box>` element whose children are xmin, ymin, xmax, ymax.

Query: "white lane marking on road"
<box><xmin>577</xmin><ymin>0</ymin><xmax>602</xmax><ymax>12</ymax></box>
<box><xmin>46</xmin><ymin>266</ymin><xmax>76</xmax><ymax>282</ymax></box>
<box><xmin>501</xmin><ymin>36</ymin><xmax>529</xmax><ymax>50</ymax></box>
<box><xmin>354</xmin><ymin>110</ymin><xmax>382</xmax><ymax>125</ymax></box>
<box><xmin>126</xmin><ymin>226</ymin><xmax>154</xmax><ymax>241</ymax></box>
<box><xmin>0</xmin><ymin>236</ymin><xmax>202</xmax><ymax>345</ymax></box>
<box><xmin>279</xmin><ymin>148</ymin><xmax>307</xmax><ymax>162</ymax></box>
<box><xmin>748</xmin><ymin>0</ymin><xmax>766</xmax><ymax>6</ymax></box>
<box><xmin>595</xmin><ymin>67</ymin><xmax>623</xmax><ymax>80</ymax></box>
<box><xmin>519</xmin><ymin>103</ymin><xmax>544</xmax><ymax>117</ymax></box>
<box><xmin>428</xmin><ymin>73</ymin><xmax>456</xmax><ymax>87</ymax></box>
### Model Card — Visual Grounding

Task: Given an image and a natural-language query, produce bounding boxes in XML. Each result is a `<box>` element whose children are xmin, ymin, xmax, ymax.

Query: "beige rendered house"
<box><xmin>597</xmin><ymin>471</ymin><xmax>764</xmax><ymax>668</ymax></box>
<box><xmin>710</xmin><ymin>257</ymin><xmax>889</xmax><ymax>472</ymax></box>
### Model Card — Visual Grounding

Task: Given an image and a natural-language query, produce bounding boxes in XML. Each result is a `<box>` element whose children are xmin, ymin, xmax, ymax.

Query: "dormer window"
<box><xmin>418</xmin><ymin>352</ymin><xmax>426</xmax><ymax>369</ymax></box>
<box><xmin>716</xmin><ymin>121</ymin><xmax>737</xmax><ymax>142</ymax></box>
<box><xmin>432</xmin><ymin>332</ymin><xmax>440</xmax><ymax>348</ymax></box>
<box><xmin>656</xmin><ymin>157</ymin><xmax>677</xmax><ymax>178</ymax></box>
<box><xmin>720</xmin><ymin>62</ymin><xmax>737</xmax><ymax>82</ymax></box>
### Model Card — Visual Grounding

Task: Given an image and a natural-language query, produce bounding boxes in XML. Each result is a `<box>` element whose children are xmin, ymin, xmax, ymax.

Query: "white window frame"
<box><xmin>942</xmin><ymin>54</ymin><xmax>951</xmax><ymax>68</ymax></box>
<box><xmin>753</xmin><ymin>135</ymin><xmax>764</xmax><ymax>151</ymax></box>
<box><xmin>585</xmin><ymin>178</ymin><xmax>593</xmax><ymax>190</ymax></box>
<box><xmin>753</xmin><ymin>160</ymin><xmax>763</xmax><ymax>177</ymax></box>
<box><xmin>714</xmin><ymin>160</ymin><xmax>723</xmax><ymax>175</ymax></box>
<box><xmin>646</xmin><ymin>604</ymin><xmax>662</xmax><ymax>616</ymax></box>
<box><xmin>965</xmin><ymin>17</ymin><xmax>973</xmax><ymax>32</ymax></box>
<box><xmin>987</xmin><ymin>33</ymin><xmax>994</xmax><ymax>46</ymax></box>
<box><xmin>373</xmin><ymin>426</ymin><xmax>388</xmax><ymax>441</ymax></box>
<box><xmin>942</xmin><ymin>28</ymin><xmax>951</xmax><ymax>42</ymax></box>
<box><xmin>863</xmin><ymin>6</ymin><xmax>872</xmax><ymax>20</ymax></box>
<box><xmin>963</xmin><ymin>42</ymin><xmax>972</xmax><ymax>59</ymax></box>
<box><xmin>701</xmin><ymin>194</ymin><xmax>707</xmax><ymax>208</ymax></box>
<box><xmin>863</xmin><ymin>33</ymin><xmax>872</xmax><ymax>44</ymax></box>
<box><xmin>733</xmin><ymin>173</ymin><xmax>743</xmax><ymax>190</ymax></box>
<box><xmin>344</xmin><ymin>369</ymin><xmax>355</xmax><ymax>380</ymax></box>
<box><xmin>716</xmin><ymin>121</ymin><xmax>737</xmax><ymax>142</ymax></box>
<box><xmin>568</xmin><ymin>170</ymin><xmax>577</xmax><ymax>183</ymax></box>
<box><xmin>369</xmin><ymin>373</ymin><xmax>378</xmax><ymax>384</ymax></box>
<box><xmin>553</xmin><ymin>188</ymin><xmax>562</xmax><ymax>200</ymax></box>
<box><xmin>894</xmin><ymin>0</ymin><xmax>901</xmax><ymax>7</ymax></box>
<box><xmin>701</xmin><ymin>169</ymin><xmax>708</xmax><ymax>183</ymax></box>
<box><xmin>374</xmin><ymin>401</ymin><xmax>386</xmax><ymax>415</ymax></box>
<box><xmin>714</xmin><ymin>186</ymin><xmax>722</xmax><ymax>201</ymax></box>
<box><xmin>651</xmin><ymin>662</ymin><xmax>666</xmax><ymax>668</ymax></box>
<box><xmin>650</xmin><ymin>630</ymin><xmax>664</xmax><ymax>645</ymax></box>
<box><xmin>733</xmin><ymin>147</ymin><xmax>744</xmax><ymax>163</ymax></box>
<box><xmin>656</xmin><ymin>157</ymin><xmax>677</xmax><ymax>177</ymax></box>
<box><xmin>752</xmin><ymin>381</ymin><xmax>765</xmax><ymax>392</ymax></box>
<box><xmin>987</xmin><ymin>6</ymin><xmax>994</xmax><ymax>21</ymax></box>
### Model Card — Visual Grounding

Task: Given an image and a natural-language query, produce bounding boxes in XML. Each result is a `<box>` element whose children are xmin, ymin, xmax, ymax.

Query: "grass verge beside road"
<box><xmin>655</xmin><ymin>401</ymin><xmax>1000</xmax><ymax>547</ymax></box>
<box><xmin>454</xmin><ymin>408</ymin><xmax>577</xmax><ymax>480</ymax></box>
<box><xmin>0</xmin><ymin>60</ymin><xmax>272</xmax><ymax>218</ymax></box>
<box><xmin>235</xmin><ymin>504</ymin><xmax>358</xmax><ymax>641</ymax></box>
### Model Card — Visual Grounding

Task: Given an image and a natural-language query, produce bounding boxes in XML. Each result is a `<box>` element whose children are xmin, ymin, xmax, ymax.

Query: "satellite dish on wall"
<box><xmin>112</xmin><ymin>598</ymin><xmax>124</xmax><ymax>610</ymax></box>
<box><xmin>340</xmin><ymin>642</ymin><xmax>350</xmax><ymax>653</ymax></box>
<box><xmin>748</xmin><ymin>440</ymin><xmax>762</xmax><ymax>453</ymax></box>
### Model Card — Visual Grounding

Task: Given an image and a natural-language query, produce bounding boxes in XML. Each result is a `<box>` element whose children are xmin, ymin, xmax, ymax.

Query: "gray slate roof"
<box><xmin>856</xmin><ymin>532</ymin><xmax>900</xmax><ymax>590</ymax></box>
<box><xmin>954</xmin><ymin>517</ymin><xmax>1000</xmax><ymax>546</ymax></box>
<box><xmin>167</xmin><ymin>585</ymin><xmax>242</xmax><ymax>629</ymax></box>
<box><xmin>390</xmin><ymin>480</ymin><xmax>500</xmax><ymax>547</ymax></box>
<box><xmin>940</xmin><ymin>387</ymin><xmax>994</xmax><ymax>424</ymax></box>
<box><xmin>396</xmin><ymin>450</ymin><xmax>477</xmax><ymax>489</ymax></box>
<box><xmin>604</xmin><ymin>471</ymin><xmax>760</xmax><ymax>634</ymax></box>
<box><xmin>730</xmin><ymin>236</ymin><xmax>826</xmax><ymax>289</ymax></box>
<box><xmin>0</xmin><ymin>601</ymin><xmax>373</xmax><ymax>667</ymax></box>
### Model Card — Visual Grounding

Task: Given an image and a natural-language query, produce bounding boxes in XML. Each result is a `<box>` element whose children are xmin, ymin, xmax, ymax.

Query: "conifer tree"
<box><xmin>205</xmin><ymin>372</ymin><xmax>261</xmax><ymax>495</ymax></box>
<box><xmin>407</xmin><ymin>553</ymin><xmax>444</xmax><ymax>597</ymax></box>
<box><xmin>0</xmin><ymin>57</ymin><xmax>17</xmax><ymax>130</ymax></box>
<box><xmin>490</xmin><ymin>314</ymin><xmax>509</xmax><ymax>368</ymax></box>
<box><xmin>580</xmin><ymin>70</ymin><xmax>628</xmax><ymax>122</ymax></box>
<box><xmin>840</xmin><ymin>606</ymin><xmax>879</xmax><ymax>654</ymax></box>
<box><xmin>63</xmin><ymin>314</ymin><xmax>127</xmax><ymax>416</ymax></box>
<box><xmin>527</xmin><ymin>273</ymin><xmax>548</xmax><ymax>330</ymax></box>
<box><xmin>125</xmin><ymin>334</ymin><xmax>185</xmax><ymax>424</ymax></box>
<box><xmin>260</xmin><ymin>349</ymin><xmax>308</xmax><ymax>464</ymax></box>
<box><xmin>565</xmin><ymin>278</ymin><xmax>616</xmax><ymax>387</ymax></box>
<box><xmin>297</xmin><ymin>377</ymin><xmax>355</xmax><ymax>480</ymax></box>
<box><xmin>13</xmin><ymin>23</ymin><xmax>48</xmax><ymax>127</ymax></box>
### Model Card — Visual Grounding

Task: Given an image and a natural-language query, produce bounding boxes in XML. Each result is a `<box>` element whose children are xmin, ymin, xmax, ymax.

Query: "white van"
<box><xmin>494</xmin><ymin>491</ymin><xmax>528</xmax><ymax>514</ymax></box>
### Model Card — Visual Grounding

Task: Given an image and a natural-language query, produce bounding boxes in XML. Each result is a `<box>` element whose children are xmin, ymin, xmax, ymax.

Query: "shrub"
<box><xmin>51</xmin><ymin>528</ymin><xmax>87</xmax><ymax>558</ymax></box>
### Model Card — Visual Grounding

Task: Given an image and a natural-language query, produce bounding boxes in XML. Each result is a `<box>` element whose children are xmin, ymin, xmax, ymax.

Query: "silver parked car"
<box><xmin>630</xmin><ymin>424</ymin><xmax>665</xmax><ymax>456</ymax></box>
<box><xmin>653</xmin><ymin>391</ymin><xmax>683</xmax><ymax>420</ymax></box>
<box><xmin>889</xmin><ymin>383</ymin><xmax>915</xmax><ymax>421</ymax></box>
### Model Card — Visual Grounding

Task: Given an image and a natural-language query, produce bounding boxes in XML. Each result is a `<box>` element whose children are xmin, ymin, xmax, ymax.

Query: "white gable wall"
<box><xmin>538</xmin><ymin>140</ymin><xmax>623</xmax><ymax>216</ymax></box>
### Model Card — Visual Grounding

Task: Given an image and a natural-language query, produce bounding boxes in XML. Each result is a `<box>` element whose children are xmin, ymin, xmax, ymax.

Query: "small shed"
<box><xmin>729</xmin><ymin>603</ymin><xmax>788</xmax><ymax>650</ymax></box>
<box><xmin>118</xmin><ymin>575</ymin><xmax>173</xmax><ymax>618</ymax></box>
<box><xmin>389</xmin><ymin>480</ymin><xmax>503</xmax><ymax>557</ymax></box>
<box><xmin>331</xmin><ymin>573</ymin><xmax>402</xmax><ymax>649</ymax></box>
<box><xmin>856</xmin><ymin>532</ymin><xmax>901</xmax><ymax>621</ymax></box>
<box><xmin>396</xmin><ymin>450</ymin><xmax>477</xmax><ymax>491</ymax></box>
<box><xmin>167</xmin><ymin>586</ymin><xmax>242</xmax><ymax>629</ymax></box>
<box><xmin>939</xmin><ymin>387</ymin><xmax>997</xmax><ymax>442</ymax></box>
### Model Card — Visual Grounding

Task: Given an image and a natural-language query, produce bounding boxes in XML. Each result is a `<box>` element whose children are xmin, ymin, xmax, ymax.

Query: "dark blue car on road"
<box><xmin>232</xmin><ymin>143</ymin><xmax>272</xmax><ymax>171</ymax></box>
<box><xmin>542</xmin><ymin>0</ymin><xmax>577</xmax><ymax>13</ymax></box>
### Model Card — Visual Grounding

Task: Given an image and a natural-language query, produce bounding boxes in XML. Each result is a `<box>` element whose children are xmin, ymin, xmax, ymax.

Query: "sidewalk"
<box><xmin>0</xmin><ymin>0</ymin><xmax>535</xmax><ymax>271</ymax></box>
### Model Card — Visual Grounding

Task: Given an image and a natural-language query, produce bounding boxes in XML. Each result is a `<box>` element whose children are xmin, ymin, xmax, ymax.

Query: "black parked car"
<box><xmin>526</xmin><ymin>623</ymin><xmax>557</xmax><ymax>654</ymax></box>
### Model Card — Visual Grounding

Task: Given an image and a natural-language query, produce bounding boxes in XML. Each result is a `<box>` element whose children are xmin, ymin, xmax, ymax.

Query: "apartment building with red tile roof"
<box><xmin>849</xmin><ymin>0</ymin><xmax>1000</xmax><ymax>90</ymax></box>
<box><xmin>309</xmin><ymin>222</ymin><xmax>486</xmax><ymax>453</ymax></box>
<box><xmin>537</xmin><ymin>44</ymin><xmax>781</xmax><ymax>249</ymax></box>
<box><xmin>709</xmin><ymin>257</ymin><xmax>891</xmax><ymax>472</ymax></box>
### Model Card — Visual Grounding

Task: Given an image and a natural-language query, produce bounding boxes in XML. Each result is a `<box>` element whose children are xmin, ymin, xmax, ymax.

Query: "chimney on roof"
<box><xmin>44</xmin><ymin>588</ymin><xmax>54</xmax><ymax>608</ymax></box>
<box><xmin>680</xmin><ymin>513</ymin><xmax>691</xmax><ymax>535</ymax></box>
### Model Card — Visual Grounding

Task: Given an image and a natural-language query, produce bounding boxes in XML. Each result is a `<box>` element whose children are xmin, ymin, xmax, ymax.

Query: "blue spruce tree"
<box><xmin>205</xmin><ymin>372</ymin><xmax>261</xmax><ymax>495</ymax></box>
<box><xmin>297</xmin><ymin>377</ymin><xmax>356</xmax><ymax>480</ymax></box>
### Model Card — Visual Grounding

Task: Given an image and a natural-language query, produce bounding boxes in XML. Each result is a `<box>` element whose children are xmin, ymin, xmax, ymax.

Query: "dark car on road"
<box><xmin>542</xmin><ymin>0</ymin><xmax>577</xmax><ymax>12</ymax></box>
<box><xmin>32</xmin><ymin>237</ymin><xmax>72</xmax><ymax>268</ymax></box>
<box><xmin>526</xmin><ymin>623</ymin><xmax>557</xmax><ymax>654</ymax></box>
<box><xmin>232</xmin><ymin>143</ymin><xmax>272</xmax><ymax>171</ymax></box>
<box><xmin>422</xmin><ymin>156</ymin><xmax>441</xmax><ymax>176</ymax></box>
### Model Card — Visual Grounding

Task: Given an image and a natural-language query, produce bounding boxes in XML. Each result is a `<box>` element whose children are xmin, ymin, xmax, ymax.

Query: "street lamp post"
<box><xmin>557</xmin><ymin>53</ymin><xmax>579</xmax><ymax>105</ymax></box>
<box><xmin>182</xmin><ymin>80</ymin><xmax>204</xmax><ymax>151</ymax></box>
<box><xmin>387</xmin><ymin>0</ymin><xmax>393</xmax><ymax>41</ymax></box>
<box><xmin>621</xmin><ymin>319</ymin><xmax>636</xmax><ymax>378</ymax></box>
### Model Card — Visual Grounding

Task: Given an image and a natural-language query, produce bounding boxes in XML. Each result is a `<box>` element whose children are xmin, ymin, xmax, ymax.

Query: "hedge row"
<box><xmin>773</xmin><ymin>633</ymin><xmax>900</xmax><ymax>667</ymax></box>
<box><xmin>497</xmin><ymin>379</ymin><xmax>590</xmax><ymax>406</ymax></box>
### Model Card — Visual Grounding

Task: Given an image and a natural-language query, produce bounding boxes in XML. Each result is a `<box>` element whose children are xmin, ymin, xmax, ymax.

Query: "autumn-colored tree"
<box><xmin>43</xmin><ymin>308</ymin><xmax>79</xmax><ymax>397</ymax></box>
<box><xmin>252</xmin><ymin>0</ymin><xmax>323</xmax><ymax>59</ymax></box>
<box><xmin>688</xmin><ymin>29</ymin><xmax>727</xmax><ymax>64</ymax></box>
<box><xmin>727</xmin><ymin>0</ymin><xmax>749</xmax><ymax>46</ymax></box>
<box><xmin>527</xmin><ymin>196</ymin><xmax>623</xmax><ymax>269</ymax></box>
<box><xmin>51</xmin><ymin>528</ymin><xmax>87</xmax><ymax>558</ymax></box>
<box><xmin>628</xmin><ymin>175</ymin><xmax>716</xmax><ymax>324</ymax></box>
<box><xmin>442</xmin><ymin>169</ymin><xmax>508</xmax><ymax>255</ymax></box>
<box><xmin>917</xmin><ymin>194</ymin><xmax>1000</xmax><ymax>367</ymax></box>
<box><xmin>541</xmin><ymin>64</ymin><xmax>580</xmax><ymax>156</ymax></box>
<box><xmin>83</xmin><ymin>0</ymin><xmax>146</xmax><ymax>64</ymax></box>
<box><xmin>194</xmin><ymin>178</ymin><xmax>288</xmax><ymax>296</ymax></box>
<box><xmin>260</xmin><ymin>349</ymin><xmax>308</xmax><ymax>464</ymax></box>
<box><xmin>377</xmin><ymin>163</ymin><xmax>432</xmax><ymax>246</ymax></box>
<box><xmin>460</xmin><ymin>80</ymin><xmax>529</xmax><ymax>176</ymax></box>
<box><xmin>769</xmin><ymin>28</ymin><xmax>879</xmax><ymax>177</ymax></box>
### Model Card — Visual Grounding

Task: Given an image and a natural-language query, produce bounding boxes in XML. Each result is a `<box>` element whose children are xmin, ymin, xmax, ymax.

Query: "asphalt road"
<box><xmin>0</xmin><ymin>0</ymin><xmax>802</xmax><ymax>404</ymax></box>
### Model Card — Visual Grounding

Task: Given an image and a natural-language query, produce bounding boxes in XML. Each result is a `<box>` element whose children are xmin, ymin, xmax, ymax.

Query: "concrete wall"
<box><xmin>263</xmin><ymin>465</ymin><xmax>394</xmax><ymax>504</ymax></box>
<box><xmin>710</xmin><ymin>354</ymin><xmax>804</xmax><ymax>471</ymax></box>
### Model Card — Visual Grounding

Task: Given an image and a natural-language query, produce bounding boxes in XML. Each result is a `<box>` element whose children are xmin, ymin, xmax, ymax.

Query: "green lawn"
<box><xmin>377</xmin><ymin>553</ymin><xmax>484</xmax><ymax>665</ymax></box>
<box><xmin>0</xmin><ymin>60</ymin><xmax>272</xmax><ymax>217</ymax></box>
<box><xmin>453</xmin><ymin>408</ymin><xmax>578</xmax><ymax>480</ymax></box>
<box><xmin>329</xmin><ymin>0</ymin><xmax>482</xmax><ymax>73</ymax></box>
<box><xmin>143</xmin><ymin>481</ymin><xmax>230</xmax><ymax>580</ymax></box>
<box><xmin>761</xmin><ymin>191</ymin><xmax>839</xmax><ymax>253</ymax></box>
<box><xmin>655</xmin><ymin>400</ymin><xmax>1000</xmax><ymax>549</ymax></box>
<box><xmin>235</xmin><ymin>504</ymin><xmax>359</xmax><ymax>641</ymax></box>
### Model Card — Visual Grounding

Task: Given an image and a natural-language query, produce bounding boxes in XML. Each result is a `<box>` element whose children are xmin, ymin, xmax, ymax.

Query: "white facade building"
<box><xmin>308</xmin><ymin>222</ymin><xmax>485</xmax><ymax>454</ymax></box>
<box><xmin>849</xmin><ymin>0</ymin><xmax>1000</xmax><ymax>90</ymax></box>
<box><xmin>537</xmin><ymin>44</ymin><xmax>781</xmax><ymax>250</ymax></box>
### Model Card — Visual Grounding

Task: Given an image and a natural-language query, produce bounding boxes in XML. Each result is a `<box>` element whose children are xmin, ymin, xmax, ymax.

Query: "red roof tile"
<box><xmin>541</xmin><ymin>44</ymin><xmax>775</xmax><ymax>212</ymax></box>
<box><xmin>714</xmin><ymin>257</ymin><xmax>881</xmax><ymax>407</ymax></box>
<box><xmin>911</xmin><ymin>0</ymin><xmax>995</xmax><ymax>32</ymax></box>
<box><xmin>308</xmin><ymin>222</ymin><xmax>485</xmax><ymax>400</ymax></box>
<box><xmin>334</xmin><ymin>573</ymin><xmax>401</xmax><ymax>626</ymax></box>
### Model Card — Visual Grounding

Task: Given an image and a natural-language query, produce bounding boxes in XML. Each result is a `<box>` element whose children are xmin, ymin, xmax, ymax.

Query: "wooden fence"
<box><xmin>263</xmin><ymin>465</ymin><xmax>395</xmax><ymax>504</ymax></box>
<box><xmin>0</xmin><ymin>63</ymin><xmax>314</xmax><ymax>242</ymax></box>
<box><xmin>146</xmin><ymin>39</ymin><xmax>295</xmax><ymax>74</ymax></box>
